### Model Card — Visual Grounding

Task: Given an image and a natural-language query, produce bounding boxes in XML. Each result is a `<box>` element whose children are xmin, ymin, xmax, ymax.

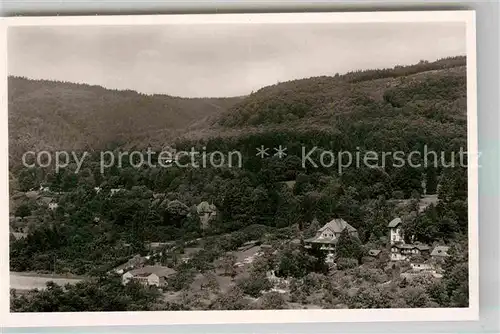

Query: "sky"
<box><xmin>8</xmin><ymin>22</ymin><xmax>466</xmax><ymax>97</ymax></box>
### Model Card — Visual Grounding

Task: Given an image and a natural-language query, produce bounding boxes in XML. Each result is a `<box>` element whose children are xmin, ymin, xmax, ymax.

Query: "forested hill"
<box><xmin>218</xmin><ymin>56</ymin><xmax>466</xmax><ymax>128</ymax></box>
<box><xmin>9</xmin><ymin>56</ymin><xmax>469</xmax><ymax>287</ymax></box>
<box><xmin>8</xmin><ymin>56</ymin><xmax>466</xmax><ymax>162</ymax></box>
<box><xmin>8</xmin><ymin>77</ymin><xmax>243</xmax><ymax>162</ymax></box>
<box><xmin>171</xmin><ymin>56</ymin><xmax>467</xmax><ymax>159</ymax></box>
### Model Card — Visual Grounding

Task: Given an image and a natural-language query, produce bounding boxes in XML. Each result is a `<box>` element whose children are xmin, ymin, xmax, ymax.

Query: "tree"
<box><xmin>10</xmin><ymin>276</ymin><xmax>161</xmax><ymax>312</ymax></box>
<box><xmin>236</xmin><ymin>273</ymin><xmax>272</xmax><ymax>298</ymax></box>
<box><xmin>258</xmin><ymin>292</ymin><xmax>287</xmax><ymax>309</ymax></box>
<box><xmin>201</xmin><ymin>272</ymin><xmax>220</xmax><ymax>292</ymax></box>
<box><xmin>404</xmin><ymin>287</ymin><xmax>431</xmax><ymax>308</ymax></box>
<box><xmin>167</xmin><ymin>268</ymin><xmax>196</xmax><ymax>291</ymax></box>
<box><xmin>438</xmin><ymin>168</ymin><xmax>467</xmax><ymax>203</ymax></box>
<box><xmin>424</xmin><ymin>167</ymin><xmax>438</xmax><ymax>194</ymax></box>
<box><xmin>390</xmin><ymin>166</ymin><xmax>423</xmax><ymax>199</ymax></box>
<box><xmin>304</xmin><ymin>217</ymin><xmax>321</xmax><ymax>238</ymax></box>
<box><xmin>336</xmin><ymin>230</ymin><xmax>363</xmax><ymax>262</ymax></box>
<box><xmin>441</xmin><ymin>239</ymin><xmax>469</xmax><ymax>307</ymax></box>
<box><xmin>164</xmin><ymin>200</ymin><xmax>189</xmax><ymax>227</ymax></box>
<box><xmin>346</xmin><ymin>286</ymin><xmax>391</xmax><ymax>309</ymax></box>
<box><xmin>210</xmin><ymin>286</ymin><xmax>249</xmax><ymax>310</ymax></box>
<box><xmin>219</xmin><ymin>253</ymin><xmax>237</xmax><ymax>277</ymax></box>
<box><xmin>15</xmin><ymin>203</ymin><xmax>32</xmax><ymax>218</ymax></box>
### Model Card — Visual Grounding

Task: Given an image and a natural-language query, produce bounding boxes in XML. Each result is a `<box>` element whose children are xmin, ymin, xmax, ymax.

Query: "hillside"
<box><xmin>8</xmin><ymin>77</ymin><xmax>242</xmax><ymax>163</ymax></box>
<box><xmin>10</xmin><ymin>57</ymin><xmax>469</xmax><ymax>311</ymax></box>
<box><xmin>218</xmin><ymin>56</ymin><xmax>466</xmax><ymax>128</ymax></box>
<box><xmin>168</xmin><ymin>56</ymin><xmax>467</xmax><ymax>160</ymax></box>
<box><xmin>8</xmin><ymin>56</ymin><xmax>467</xmax><ymax>163</ymax></box>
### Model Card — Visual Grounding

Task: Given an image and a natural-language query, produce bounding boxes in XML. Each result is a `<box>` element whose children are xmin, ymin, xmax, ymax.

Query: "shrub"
<box><xmin>236</xmin><ymin>274</ymin><xmax>272</xmax><ymax>298</ymax></box>
<box><xmin>336</xmin><ymin>258</ymin><xmax>358</xmax><ymax>270</ymax></box>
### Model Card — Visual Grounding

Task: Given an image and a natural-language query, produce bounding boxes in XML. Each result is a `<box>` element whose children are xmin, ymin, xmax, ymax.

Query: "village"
<box><xmin>9</xmin><ymin>181</ymin><xmax>459</xmax><ymax>309</ymax></box>
<box><xmin>108</xmin><ymin>216</ymin><xmax>449</xmax><ymax>292</ymax></box>
<box><xmin>5</xmin><ymin>16</ymin><xmax>474</xmax><ymax>317</ymax></box>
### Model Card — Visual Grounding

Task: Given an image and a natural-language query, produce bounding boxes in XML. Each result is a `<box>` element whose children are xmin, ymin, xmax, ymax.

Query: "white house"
<box><xmin>430</xmin><ymin>246</ymin><xmax>450</xmax><ymax>271</ymax></box>
<box><xmin>410</xmin><ymin>261</ymin><xmax>435</xmax><ymax>272</ymax></box>
<box><xmin>39</xmin><ymin>185</ymin><xmax>50</xmax><ymax>192</ymax></box>
<box><xmin>110</xmin><ymin>188</ymin><xmax>123</xmax><ymax>196</ymax></box>
<box><xmin>196</xmin><ymin>201</ymin><xmax>217</xmax><ymax>229</ymax></box>
<box><xmin>122</xmin><ymin>265</ymin><xmax>176</xmax><ymax>287</ymax></box>
<box><xmin>367</xmin><ymin>249</ymin><xmax>382</xmax><ymax>258</ymax></box>
<box><xmin>304</xmin><ymin>218</ymin><xmax>358</xmax><ymax>253</ymax></box>
<box><xmin>390</xmin><ymin>243</ymin><xmax>431</xmax><ymax>261</ymax></box>
<box><xmin>431</xmin><ymin>246</ymin><xmax>450</xmax><ymax>259</ymax></box>
<box><xmin>38</xmin><ymin>196</ymin><xmax>58</xmax><ymax>210</ymax></box>
<box><xmin>388</xmin><ymin>217</ymin><xmax>404</xmax><ymax>245</ymax></box>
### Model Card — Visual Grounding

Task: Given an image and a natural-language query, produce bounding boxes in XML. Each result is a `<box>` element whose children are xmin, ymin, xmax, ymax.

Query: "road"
<box><xmin>10</xmin><ymin>272</ymin><xmax>83</xmax><ymax>291</ymax></box>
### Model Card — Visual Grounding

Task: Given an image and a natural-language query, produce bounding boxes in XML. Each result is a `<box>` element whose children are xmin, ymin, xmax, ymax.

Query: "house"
<box><xmin>304</xmin><ymin>218</ymin><xmax>358</xmax><ymax>253</ymax></box>
<box><xmin>147</xmin><ymin>241</ymin><xmax>174</xmax><ymax>251</ymax></box>
<box><xmin>430</xmin><ymin>246</ymin><xmax>450</xmax><ymax>271</ymax></box>
<box><xmin>110</xmin><ymin>188</ymin><xmax>123</xmax><ymax>196</ymax></box>
<box><xmin>37</xmin><ymin>197</ymin><xmax>58</xmax><ymax>210</ymax></box>
<box><xmin>122</xmin><ymin>266</ymin><xmax>176</xmax><ymax>287</ymax></box>
<box><xmin>390</xmin><ymin>243</ymin><xmax>431</xmax><ymax>261</ymax></box>
<box><xmin>431</xmin><ymin>246</ymin><xmax>450</xmax><ymax>259</ymax></box>
<box><xmin>25</xmin><ymin>191</ymin><xmax>40</xmax><ymax>200</ymax></box>
<box><xmin>9</xmin><ymin>226</ymin><xmax>27</xmax><ymax>241</ymax></box>
<box><xmin>368</xmin><ymin>249</ymin><xmax>382</xmax><ymax>258</ymax></box>
<box><xmin>94</xmin><ymin>187</ymin><xmax>102</xmax><ymax>194</ymax></box>
<box><xmin>388</xmin><ymin>217</ymin><xmax>404</xmax><ymax>245</ymax></box>
<box><xmin>410</xmin><ymin>260</ymin><xmax>435</xmax><ymax>272</ymax></box>
<box><xmin>11</xmin><ymin>232</ymin><xmax>28</xmax><ymax>240</ymax></box>
<box><xmin>113</xmin><ymin>254</ymin><xmax>147</xmax><ymax>274</ymax></box>
<box><xmin>196</xmin><ymin>201</ymin><xmax>217</xmax><ymax>229</ymax></box>
<box><xmin>39</xmin><ymin>185</ymin><xmax>50</xmax><ymax>192</ymax></box>
<box><xmin>266</xmin><ymin>270</ymin><xmax>289</xmax><ymax>287</ymax></box>
<box><xmin>38</xmin><ymin>196</ymin><xmax>53</xmax><ymax>206</ymax></box>
<box><xmin>237</xmin><ymin>240</ymin><xmax>258</xmax><ymax>252</ymax></box>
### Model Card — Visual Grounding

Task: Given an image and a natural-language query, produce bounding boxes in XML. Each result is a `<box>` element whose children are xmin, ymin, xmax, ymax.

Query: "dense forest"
<box><xmin>9</xmin><ymin>56</ymin><xmax>469</xmax><ymax>311</ymax></box>
<box><xmin>8</xmin><ymin>76</ymin><xmax>243</xmax><ymax>165</ymax></box>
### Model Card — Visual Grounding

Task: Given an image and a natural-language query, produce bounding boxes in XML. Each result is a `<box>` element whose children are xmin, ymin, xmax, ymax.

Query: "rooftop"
<box><xmin>368</xmin><ymin>249</ymin><xmax>382</xmax><ymax>256</ymax></box>
<box><xmin>305</xmin><ymin>236</ymin><xmax>338</xmax><ymax>244</ymax></box>
<box><xmin>388</xmin><ymin>217</ymin><xmax>402</xmax><ymax>228</ymax></box>
<box><xmin>114</xmin><ymin>254</ymin><xmax>147</xmax><ymax>271</ymax></box>
<box><xmin>39</xmin><ymin>197</ymin><xmax>54</xmax><ymax>205</ymax></box>
<box><xmin>392</xmin><ymin>243</ymin><xmax>430</xmax><ymax>251</ymax></box>
<box><xmin>431</xmin><ymin>246</ymin><xmax>450</xmax><ymax>257</ymax></box>
<box><xmin>128</xmin><ymin>265</ymin><xmax>176</xmax><ymax>278</ymax></box>
<box><xmin>319</xmin><ymin>218</ymin><xmax>357</xmax><ymax>234</ymax></box>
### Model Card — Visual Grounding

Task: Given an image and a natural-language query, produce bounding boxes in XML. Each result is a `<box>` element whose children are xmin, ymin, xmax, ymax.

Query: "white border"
<box><xmin>0</xmin><ymin>11</ymin><xmax>478</xmax><ymax>328</ymax></box>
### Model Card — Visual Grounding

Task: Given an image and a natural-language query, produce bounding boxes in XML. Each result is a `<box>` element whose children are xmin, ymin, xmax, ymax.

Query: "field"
<box><xmin>10</xmin><ymin>272</ymin><xmax>83</xmax><ymax>291</ymax></box>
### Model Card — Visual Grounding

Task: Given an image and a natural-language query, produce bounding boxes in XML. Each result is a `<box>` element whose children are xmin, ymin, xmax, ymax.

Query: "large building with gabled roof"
<box><xmin>304</xmin><ymin>218</ymin><xmax>358</xmax><ymax>253</ymax></box>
